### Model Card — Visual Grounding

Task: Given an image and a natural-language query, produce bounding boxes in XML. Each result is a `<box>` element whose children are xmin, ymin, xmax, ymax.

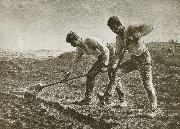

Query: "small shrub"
<box><xmin>168</xmin><ymin>39</ymin><xmax>178</xmax><ymax>44</ymax></box>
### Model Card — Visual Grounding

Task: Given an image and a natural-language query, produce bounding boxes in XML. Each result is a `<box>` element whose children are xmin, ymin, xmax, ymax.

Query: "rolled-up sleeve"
<box><xmin>137</xmin><ymin>24</ymin><xmax>153</xmax><ymax>37</ymax></box>
<box><xmin>128</xmin><ymin>24</ymin><xmax>153</xmax><ymax>41</ymax></box>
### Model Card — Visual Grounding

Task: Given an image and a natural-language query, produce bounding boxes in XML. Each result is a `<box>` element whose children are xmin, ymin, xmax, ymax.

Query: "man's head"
<box><xmin>66</xmin><ymin>31</ymin><xmax>79</xmax><ymax>47</ymax></box>
<box><xmin>107</xmin><ymin>16</ymin><xmax>124</xmax><ymax>34</ymax></box>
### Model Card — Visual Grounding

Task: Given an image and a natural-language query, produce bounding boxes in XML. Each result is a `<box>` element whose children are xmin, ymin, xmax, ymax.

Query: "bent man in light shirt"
<box><xmin>66</xmin><ymin>31</ymin><xmax>115</xmax><ymax>105</ymax></box>
<box><xmin>102</xmin><ymin>16</ymin><xmax>157</xmax><ymax>111</ymax></box>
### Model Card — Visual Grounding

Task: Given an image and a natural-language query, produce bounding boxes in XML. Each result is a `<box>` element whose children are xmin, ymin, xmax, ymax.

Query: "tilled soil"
<box><xmin>0</xmin><ymin>43</ymin><xmax>180</xmax><ymax>129</ymax></box>
<box><xmin>0</xmin><ymin>91</ymin><xmax>180</xmax><ymax>129</ymax></box>
<box><xmin>0</xmin><ymin>92</ymin><xmax>74</xmax><ymax>129</ymax></box>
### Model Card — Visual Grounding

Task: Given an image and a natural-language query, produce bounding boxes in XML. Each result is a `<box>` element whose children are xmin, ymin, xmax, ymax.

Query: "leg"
<box><xmin>102</xmin><ymin>59</ymin><xmax>138</xmax><ymax>103</ymax></box>
<box><xmin>139</xmin><ymin>65</ymin><xmax>157</xmax><ymax>110</ymax></box>
<box><xmin>74</xmin><ymin>58</ymin><xmax>103</xmax><ymax>105</ymax></box>
<box><xmin>115</xmin><ymin>59</ymin><xmax>139</xmax><ymax>101</ymax></box>
<box><xmin>85</xmin><ymin>58</ymin><xmax>104</xmax><ymax>101</ymax></box>
<box><xmin>99</xmin><ymin>68</ymin><xmax>116</xmax><ymax>103</ymax></box>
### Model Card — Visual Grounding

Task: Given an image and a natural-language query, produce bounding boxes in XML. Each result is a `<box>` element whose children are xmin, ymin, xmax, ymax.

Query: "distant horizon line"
<box><xmin>0</xmin><ymin>40</ymin><xmax>179</xmax><ymax>52</ymax></box>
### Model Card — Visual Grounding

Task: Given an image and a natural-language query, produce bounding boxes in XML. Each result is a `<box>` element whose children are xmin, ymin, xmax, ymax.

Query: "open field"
<box><xmin>0</xmin><ymin>42</ymin><xmax>180</xmax><ymax>129</ymax></box>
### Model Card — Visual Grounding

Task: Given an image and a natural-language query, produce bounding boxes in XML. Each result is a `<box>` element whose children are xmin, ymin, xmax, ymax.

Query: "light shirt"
<box><xmin>117</xmin><ymin>35</ymin><xmax>147</xmax><ymax>56</ymax></box>
<box><xmin>114</xmin><ymin>24</ymin><xmax>153</xmax><ymax>66</ymax></box>
<box><xmin>74</xmin><ymin>37</ymin><xmax>110</xmax><ymax>66</ymax></box>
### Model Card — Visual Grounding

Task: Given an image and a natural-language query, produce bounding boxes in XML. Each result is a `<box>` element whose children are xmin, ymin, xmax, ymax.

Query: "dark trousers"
<box><xmin>85</xmin><ymin>45</ymin><xmax>115</xmax><ymax>100</ymax></box>
<box><xmin>85</xmin><ymin>55</ymin><xmax>104</xmax><ymax>99</ymax></box>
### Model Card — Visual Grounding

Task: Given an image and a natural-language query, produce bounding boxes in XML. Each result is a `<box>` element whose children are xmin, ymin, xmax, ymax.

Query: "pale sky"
<box><xmin>0</xmin><ymin>0</ymin><xmax>180</xmax><ymax>52</ymax></box>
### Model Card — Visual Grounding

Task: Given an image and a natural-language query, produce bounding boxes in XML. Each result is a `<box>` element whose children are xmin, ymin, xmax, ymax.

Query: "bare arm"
<box><xmin>113</xmin><ymin>35</ymin><xmax>125</xmax><ymax>68</ymax></box>
<box><xmin>74</xmin><ymin>47</ymin><xmax>84</xmax><ymax>63</ymax></box>
<box><xmin>69</xmin><ymin>47</ymin><xmax>83</xmax><ymax>74</ymax></box>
